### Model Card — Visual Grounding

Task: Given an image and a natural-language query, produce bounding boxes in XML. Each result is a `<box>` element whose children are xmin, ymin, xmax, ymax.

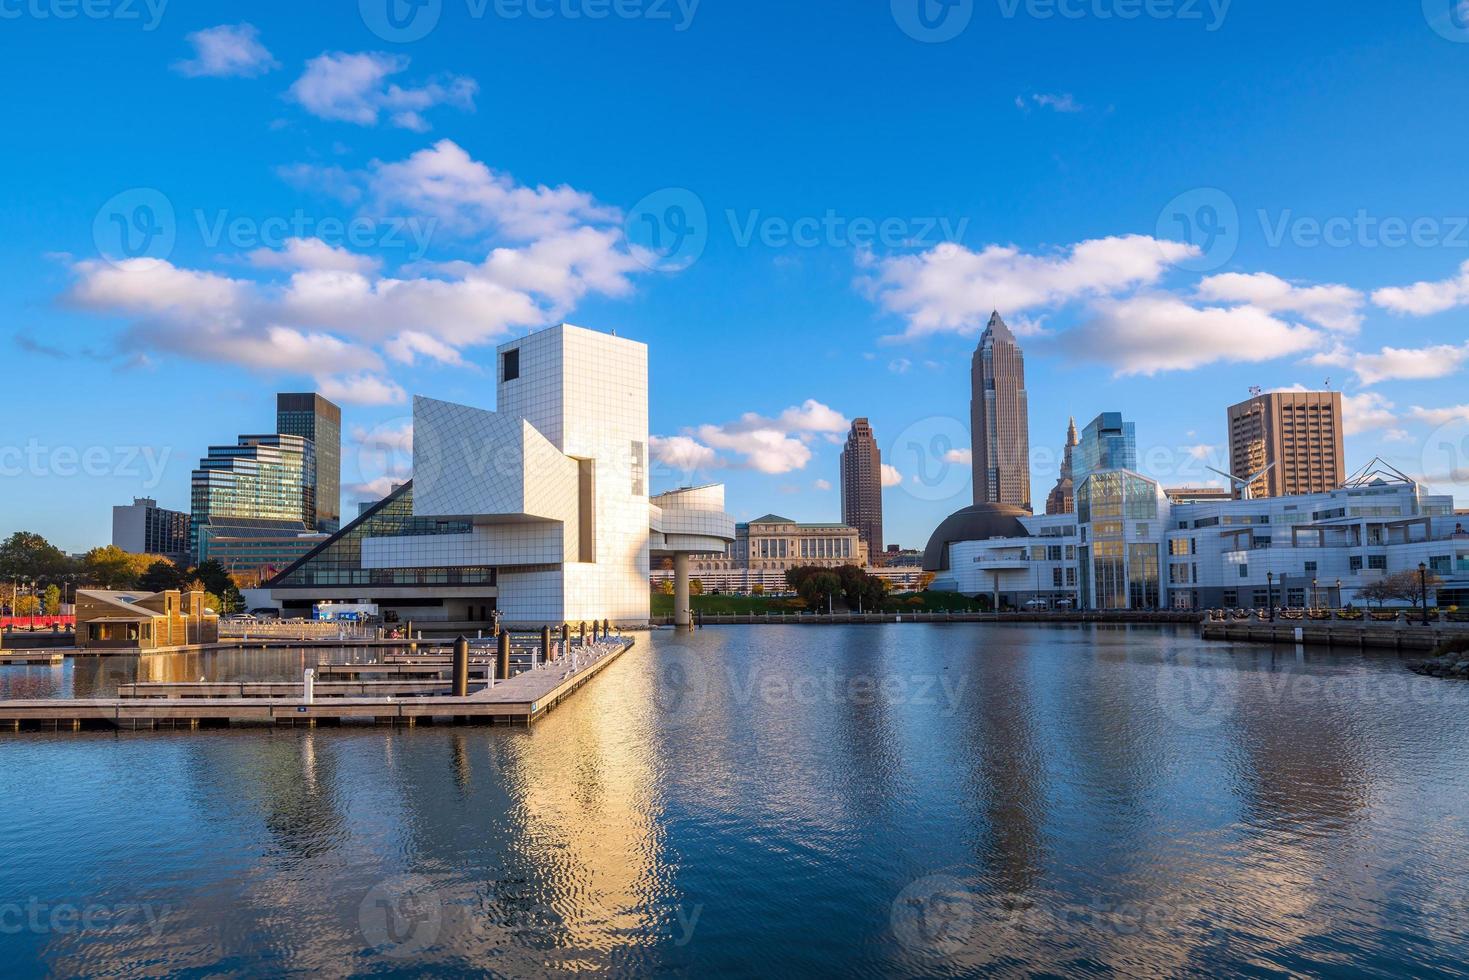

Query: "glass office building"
<box><xmin>1074</xmin><ymin>412</ymin><xmax>1138</xmax><ymax>488</ymax></box>
<box><xmin>190</xmin><ymin>433</ymin><xmax>316</xmax><ymax>564</ymax></box>
<box><xmin>276</xmin><ymin>392</ymin><xmax>341</xmax><ymax>533</ymax></box>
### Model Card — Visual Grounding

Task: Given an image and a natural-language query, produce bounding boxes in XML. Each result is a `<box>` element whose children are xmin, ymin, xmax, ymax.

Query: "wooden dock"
<box><xmin>0</xmin><ymin>638</ymin><xmax>635</xmax><ymax>731</ymax></box>
<box><xmin>0</xmin><ymin>652</ymin><xmax>64</xmax><ymax>666</ymax></box>
<box><xmin>118</xmin><ymin>680</ymin><xmax>456</xmax><ymax>699</ymax></box>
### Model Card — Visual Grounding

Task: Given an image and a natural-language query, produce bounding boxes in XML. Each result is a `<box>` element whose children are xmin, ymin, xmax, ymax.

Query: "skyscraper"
<box><xmin>970</xmin><ymin>311</ymin><xmax>1031</xmax><ymax>511</ymax></box>
<box><xmin>1045</xmin><ymin>417</ymin><xmax>1080</xmax><ymax>516</ymax></box>
<box><xmin>840</xmin><ymin>418</ymin><xmax>883</xmax><ymax>557</ymax></box>
<box><xmin>1227</xmin><ymin>390</ymin><xmax>1344</xmax><ymax>498</ymax></box>
<box><xmin>1074</xmin><ymin>412</ymin><xmax>1138</xmax><ymax>487</ymax></box>
<box><xmin>190</xmin><ymin>433</ymin><xmax>317</xmax><ymax>565</ymax></box>
<box><xmin>277</xmin><ymin>393</ymin><xmax>342</xmax><ymax>532</ymax></box>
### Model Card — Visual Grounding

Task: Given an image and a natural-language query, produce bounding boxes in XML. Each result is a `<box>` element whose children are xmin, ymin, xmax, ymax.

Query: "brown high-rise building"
<box><xmin>1044</xmin><ymin>417</ymin><xmax>1080</xmax><ymax>515</ymax></box>
<box><xmin>840</xmin><ymin>418</ymin><xmax>883</xmax><ymax>557</ymax></box>
<box><xmin>971</xmin><ymin>312</ymin><xmax>1031</xmax><ymax>511</ymax></box>
<box><xmin>1226</xmin><ymin>390</ymin><xmax>1344</xmax><ymax>499</ymax></box>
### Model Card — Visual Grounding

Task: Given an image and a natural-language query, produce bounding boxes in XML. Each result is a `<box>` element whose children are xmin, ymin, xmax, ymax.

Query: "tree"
<box><xmin>1383</xmin><ymin>569</ymin><xmax>1442</xmax><ymax>608</ymax></box>
<box><xmin>13</xmin><ymin>594</ymin><xmax>40</xmax><ymax>615</ymax></box>
<box><xmin>690</xmin><ymin>578</ymin><xmax>705</xmax><ymax>596</ymax></box>
<box><xmin>655</xmin><ymin>577</ymin><xmax>674</xmax><ymax>596</ymax></box>
<box><xmin>140</xmin><ymin>559</ymin><xmax>184</xmax><ymax>593</ymax></box>
<box><xmin>191</xmin><ymin>560</ymin><xmax>243</xmax><ymax>613</ymax></box>
<box><xmin>751</xmin><ymin>583</ymin><xmax>765</xmax><ymax>596</ymax></box>
<box><xmin>0</xmin><ymin>531</ymin><xmax>70</xmax><ymax>583</ymax></box>
<box><xmin>42</xmin><ymin>585</ymin><xmax>60</xmax><ymax>615</ymax></box>
<box><xmin>81</xmin><ymin>546</ymin><xmax>155</xmax><ymax>590</ymax></box>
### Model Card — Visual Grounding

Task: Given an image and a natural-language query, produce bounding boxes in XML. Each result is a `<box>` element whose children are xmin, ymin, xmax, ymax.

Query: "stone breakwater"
<box><xmin>1409</xmin><ymin>656</ymin><xmax>1469</xmax><ymax>680</ymax></box>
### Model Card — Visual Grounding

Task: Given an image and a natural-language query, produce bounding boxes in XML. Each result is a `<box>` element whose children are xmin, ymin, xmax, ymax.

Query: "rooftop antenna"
<box><xmin>1206</xmin><ymin>462</ymin><xmax>1276</xmax><ymax>501</ymax></box>
<box><xmin>1248</xmin><ymin>385</ymin><xmax>1263</xmax><ymax>398</ymax></box>
<box><xmin>1324</xmin><ymin>377</ymin><xmax>1332</xmax><ymax>388</ymax></box>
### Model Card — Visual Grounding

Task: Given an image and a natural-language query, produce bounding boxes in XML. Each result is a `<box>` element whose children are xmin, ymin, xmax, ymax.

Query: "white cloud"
<box><xmin>1372</xmin><ymin>259</ymin><xmax>1469</xmax><ymax>316</ymax></box>
<box><xmin>649</xmin><ymin>435</ymin><xmax>719</xmax><ymax>473</ymax></box>
<box><xmin>352</xmin><ymin>421</ymin><xmax>414</xmax><ymax>454</ymax></box>
<box><xmin>364</xmin><ymin>139</ymin><xmax>620</xmax><ymax>238</ymax></box>
<box><xmin>1409</xmin><ymin>404</ymin><xmax>1469</xmax><ymax>426</ymax></box>
<box><xmin>316</xmin><ymin>373</ymin><xmax>406</xmax><ymax>405</ymax></box>
<box><xmin>1183</xmin><ymin>444</ymin><xmax>1217</xmax><ymax>460</ymax></box>
<box><xmin>813</xmin><ymin>478</ymin><xmax>832</xmax><ymax>491</ymax></box>
<box><xmin>862</xmin><ymin>235</ymin><xmax>1198</xmax><ymax>340</ymax></box>
<box><xmin>347</xmin><ymin>475</ymin><xmax>408</xmax><ymax>500</ymax></box>
<box><xmin>68</xmin><ymin>144</ymin><xmax>656</xmax><ymax>380</ymax></box>
<box><xmin>289</xmin><ymin>52</ymin><xmax>476</xmax><ymax>130</ymax></box>
<box><xmin>1062</xmin><ymin>294</ymin><xmax>1322</xmax><ymax>375</ymax></box>
<box><xmin>943</xmin><ymin>448</ymin><xmax>972</xmax><ymax>464</ymax></box>
<box><xmin>659</xmin><ymin>400</ymin><xmax>849</xmax><ymax>475</ymax></box>
<box><xmin>1341</xmin><ymin>391</ymin><xmax>1398</xmax><ymax>435</ymax></box>
<box><xmin>1196</xmin><ymin>272</ymin><xmax>1364</xmax><ymax>332</ymax></box>
<box><xmin>881</xmin><ymin>463</ymin><xmax>903</xmax><ymax>487</ymax></box>
<box><xmin>1017</xmin><ymin>92</ymin><xmax>1083</xmax><ymax>113</ymax></box>
<box><xmin>173</xmin><ymin>23</ymin><xmax>277</xmax><ymax>78</ymax></box>
<box><xmin>1352</xmin><ymin>344</ymin><xmax>1469</xmax><ymax>385</ymax></box>
<box><xmin>248</xmin><ymin>237</ymin><xmax>380</xmax><ymax>275</ymax></box>
<box><xmin>888</xmin><ymin>358</ymin><xmax>912</xmax><ymax>374</ymax></box>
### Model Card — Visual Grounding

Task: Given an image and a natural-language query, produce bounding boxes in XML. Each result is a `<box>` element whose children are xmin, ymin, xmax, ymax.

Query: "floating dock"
<box><xmin>0</xmin><ymin>638</ymin><xmax>634</xmax><ymax>731</ymax></box>
<box><xmin>0</xmin><ymin>652</ymin><xmax>64</xmax><ymax>666</ymax></box>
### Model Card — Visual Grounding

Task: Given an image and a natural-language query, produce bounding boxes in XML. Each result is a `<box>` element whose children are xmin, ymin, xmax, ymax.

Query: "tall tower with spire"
<box><xmin>970</xmin><ymin>312</ymin><xmax>1032</xmax><ymax>511</ymax></box>
<box><xmin>1045</xmin><ymin>417</ymin><xmax>1079</xmax><ymax>515</ymax></box>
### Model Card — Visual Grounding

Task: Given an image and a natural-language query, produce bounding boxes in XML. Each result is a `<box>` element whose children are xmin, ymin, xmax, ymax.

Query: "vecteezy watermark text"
<box><xmin>0</xmin><ymin>441</ymin><xmax>172</xmax><ymax>488</ymax></box>
<box><xmin>0</xmin><ymin>898</ymin><xmax>171</xmax><ymax>937</ymax></box>
<box><xmin>358</xmin><ymin>0</ymin><xmax>699</xmax><ymax>41</ymax></box>
<box><xmin>0</xmin><ymin>0</ymin><xmax>167</xmax><ymax>29</ymax></box>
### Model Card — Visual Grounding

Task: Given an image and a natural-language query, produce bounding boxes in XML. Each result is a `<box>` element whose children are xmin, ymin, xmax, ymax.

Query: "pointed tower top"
<box><xmin>1066</xmin><ymin>416</ymin><xmax>1079</xmax><ymax>445</ymax></box>
<box><xmin>983</xmin><ymin>310</ymin><xmax>1015</xmax><ymax>342</ymax></box>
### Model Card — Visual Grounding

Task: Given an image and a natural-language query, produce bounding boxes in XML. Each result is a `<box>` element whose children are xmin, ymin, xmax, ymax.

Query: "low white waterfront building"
<box><xmin>925</xmin><ymin>461</ymin><xmax>1467</xmax><ymax>611</ymax></box>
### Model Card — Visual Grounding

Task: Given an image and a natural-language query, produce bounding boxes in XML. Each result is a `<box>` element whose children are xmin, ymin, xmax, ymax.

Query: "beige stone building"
<box><xmin>1227</xmin><ymin>391</ymin><xmax>1344</xmax><ymax>498</ymax></box>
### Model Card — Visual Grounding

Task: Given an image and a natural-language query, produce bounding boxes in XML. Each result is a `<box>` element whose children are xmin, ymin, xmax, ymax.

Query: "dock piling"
<box><xmin>498</xmin><ymin>631</ymin><xmax>511</xmax><ymax>681</ymax></box>
<box><xmin>452</xmin><ymin>636</ymin><xmax>470</xmax><ymax>697</ymax></box>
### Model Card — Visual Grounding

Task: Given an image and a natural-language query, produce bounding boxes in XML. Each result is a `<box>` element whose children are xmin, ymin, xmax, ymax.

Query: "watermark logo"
<box><xmin>360</xmin><ymin>0</ymin><xmax>443</xmax><ymax>41</ymax></box>
<box><xmin>626</xmin><ymin>188</ymin><xmax>708</xmax><ymax>271</ymax></box>
<box><xmin>1157</xmin><ymin>187</ymin><xmax>1238</xmax><ymax>272</ymax></box>
<box><xmin>892</xmin><ymin>0</ymin><xmax>974</xmax><ymax>42</ymax></box>
<box><xmin>359</xmin><ymin>874</ymin><xmax>443</xmax><ymax>958</ymax></box>
<box><xmin>1424</xmin><ymin>0</ymin><xmax>1469</xmax><ymax>42</ymax></box>
<box><xmin>1421</xmin><ymin>417</ymin><xmax>1469</xmax><ymax>491</ymax></box>
<box><xmin>93</xmin><ymin>188</ymin><xmax>175</xmax><ymax>265</ymax></box>
<box><xmin>891</xmin><ymin>874</ymin><xmax>980</xmax><ymax>958</ymax></box>
<box><xmin>997</xmin><ymin>0</ymin><xmax>1231</xmax><ymax>30</ymax></box>
<box><xmin>652</xmin><ymin>648</ymin><xmax>708</xmax><ymax>729</ymax></box>
<box><xmin>0</xmin><ymin>441</ymin><xmax>172</xmax><ymax>488</ymax></box>
<box><xmin>1155</xmin><ymin>657</ymin><xmax>1238</xmax><ymax>731</ymax></box>
<box><xmin>889</xmin><ymin>415</ymin><xmax>972</xmax><ymax>502</ymax></box>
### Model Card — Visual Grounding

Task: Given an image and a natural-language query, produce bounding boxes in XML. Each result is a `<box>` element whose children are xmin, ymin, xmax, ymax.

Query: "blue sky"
<box><xmin>4</xmin><ymin>0</ymin><xmax>1469</xmax><ymax>554</ymax></box>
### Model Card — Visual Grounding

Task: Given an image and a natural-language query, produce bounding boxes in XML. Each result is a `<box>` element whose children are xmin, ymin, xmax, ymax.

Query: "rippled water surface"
<box><xmin>1</xmin><ymin>624</ymin><xmax>1467</xmax><ymax>977</ymax></box>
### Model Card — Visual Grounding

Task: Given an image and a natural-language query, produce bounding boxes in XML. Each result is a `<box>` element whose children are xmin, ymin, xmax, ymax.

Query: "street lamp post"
<box><xmin>1419</xmin><ymin>562</ymin><xmax>1430</xmax><ymax>627</ymax></box>
<box><xmin>1335</xmin><ymin>578</ymin><xmax>1342</xmax><ymax>613</ymax></box>
<box><xmin>1312</xmin><ymin>577</ymin><xmax>1319</xmax><ymax>615</ymax></box>
<box><xmin>1267</xmin><ymin>571</ymin><xmax>1274</xmax><ymax>621</ymax></box>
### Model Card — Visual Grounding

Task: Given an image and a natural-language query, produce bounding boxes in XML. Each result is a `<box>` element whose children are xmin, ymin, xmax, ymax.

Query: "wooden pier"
<box><xmin>0</xmin><ymin>652</ymin><xmax>65</xmax><ymax>666</ymax></box>
<box><xmin>0</xmin><ymin>637</ymin><xmax>635</xmax><ymax>732</ymax></box>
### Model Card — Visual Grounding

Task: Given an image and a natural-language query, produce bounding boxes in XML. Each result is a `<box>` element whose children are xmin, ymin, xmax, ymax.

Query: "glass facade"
<box><xmin>191</xmin><ymin>434</ymin><xmax>315</xmax><ymax>560</ymax></box>
<box><xmin>277</xmin><ymin>393</ymin><xmax>342</xmax><ymax>533</ymax></box>
<box><xmin>269</xmin><ymin>482</ymin><xmax>495</xmax><ymax>589</ymax></box>
<box><xmin>1074</xmin><ymin>413</ymin><xmax>1137</xmax><ymax>487</ymax></box>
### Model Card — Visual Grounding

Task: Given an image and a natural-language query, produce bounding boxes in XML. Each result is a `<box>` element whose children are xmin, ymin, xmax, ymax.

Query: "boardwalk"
<box><xmin>0</xmin><ymin>637</ymin><xmax>636</xmax><ymax>731</ymax></box>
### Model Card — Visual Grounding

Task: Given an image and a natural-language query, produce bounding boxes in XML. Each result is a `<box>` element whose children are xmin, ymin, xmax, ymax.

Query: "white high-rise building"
<box><xmin>326</xmin><ymin>323</ymin><xmax>731</xmax><ymax>627</ymax></box>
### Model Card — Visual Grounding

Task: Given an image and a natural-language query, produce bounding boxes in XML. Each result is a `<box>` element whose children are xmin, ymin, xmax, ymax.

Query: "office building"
<box><xmin>1044</xmin><ymin>418</ymin><xmax>1080</xmax><ymax>516</ymax></box>
<box><xmin>268</xmin><ymin>324</ymin><xmax>734</xmax><ymax>627</ymax></box>
<box><xmin>111</xmin><ymin>497</ymin><xmax>189</xmax><ymax>561</ymax></box>
<box><xmin>1227</xmin><ymin>390</ymin><xmax>1344</xmax><ymax>498</ymax></box>
<box><xmin>1074</xmin><ymin>412</ymin><xmax>1137</xmax><ymax>487</ymax></box>
<box><xmin>970</xmin><ymin>311</ymin><xmax>1031</xmax><ymax>511</ymax></box>
<box><xmin>276</xmin><ymin>393</ymin><xmax>342</xmax><ymax>532</ymax></box>
<box><xmin>190</xmin><ymin>433</ymin><xmax>316</xmax><ymax>567</ymax></box>
<box><xmin>840</xmin><ymin>418</ymin><xmax>884</xmax><ymax>556</ymax></box>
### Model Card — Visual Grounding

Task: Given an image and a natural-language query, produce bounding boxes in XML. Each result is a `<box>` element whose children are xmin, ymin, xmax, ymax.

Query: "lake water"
<box><xmin>1</xmin><ymin>624</ymin><xmax>1466</xmax><ymax>977</ymax></box>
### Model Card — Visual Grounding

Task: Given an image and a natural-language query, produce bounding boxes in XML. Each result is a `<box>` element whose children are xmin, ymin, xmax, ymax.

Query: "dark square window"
<box><xmin>502</xmin><ymin>348</ymin><xmax>520</xmax><ymax>382</ymax></box>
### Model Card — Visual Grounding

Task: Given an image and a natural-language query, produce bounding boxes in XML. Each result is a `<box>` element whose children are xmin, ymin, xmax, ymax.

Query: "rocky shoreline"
<box><xmin>1409</xmin><ymin>656</ymin><xmax>1469</xmax><ymax>680</ymax></box>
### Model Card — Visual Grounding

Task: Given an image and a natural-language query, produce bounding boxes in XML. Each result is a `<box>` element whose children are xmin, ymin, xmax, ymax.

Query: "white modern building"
<box><xmin>267</xmin><ymin>324</ymin><xmax>733</xmax><ymax>627</ymax></box>
<box><xmin>926</xmin><ymin>460</ymin><xmax>1468</xmax><ymax>611</ymax></box>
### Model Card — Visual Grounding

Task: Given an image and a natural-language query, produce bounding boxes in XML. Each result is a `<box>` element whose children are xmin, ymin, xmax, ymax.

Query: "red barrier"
<box><xmin>0</xmin><ymin>616</ymin><xmax>75</xmax><ymax>630</ymax></box>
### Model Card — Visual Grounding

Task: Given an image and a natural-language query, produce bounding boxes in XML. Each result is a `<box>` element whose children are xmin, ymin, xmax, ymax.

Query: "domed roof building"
<box><xmin>922</xmin><ymin>503</ymin><xmax>1032</xmax><ymax>573</ymax></box>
